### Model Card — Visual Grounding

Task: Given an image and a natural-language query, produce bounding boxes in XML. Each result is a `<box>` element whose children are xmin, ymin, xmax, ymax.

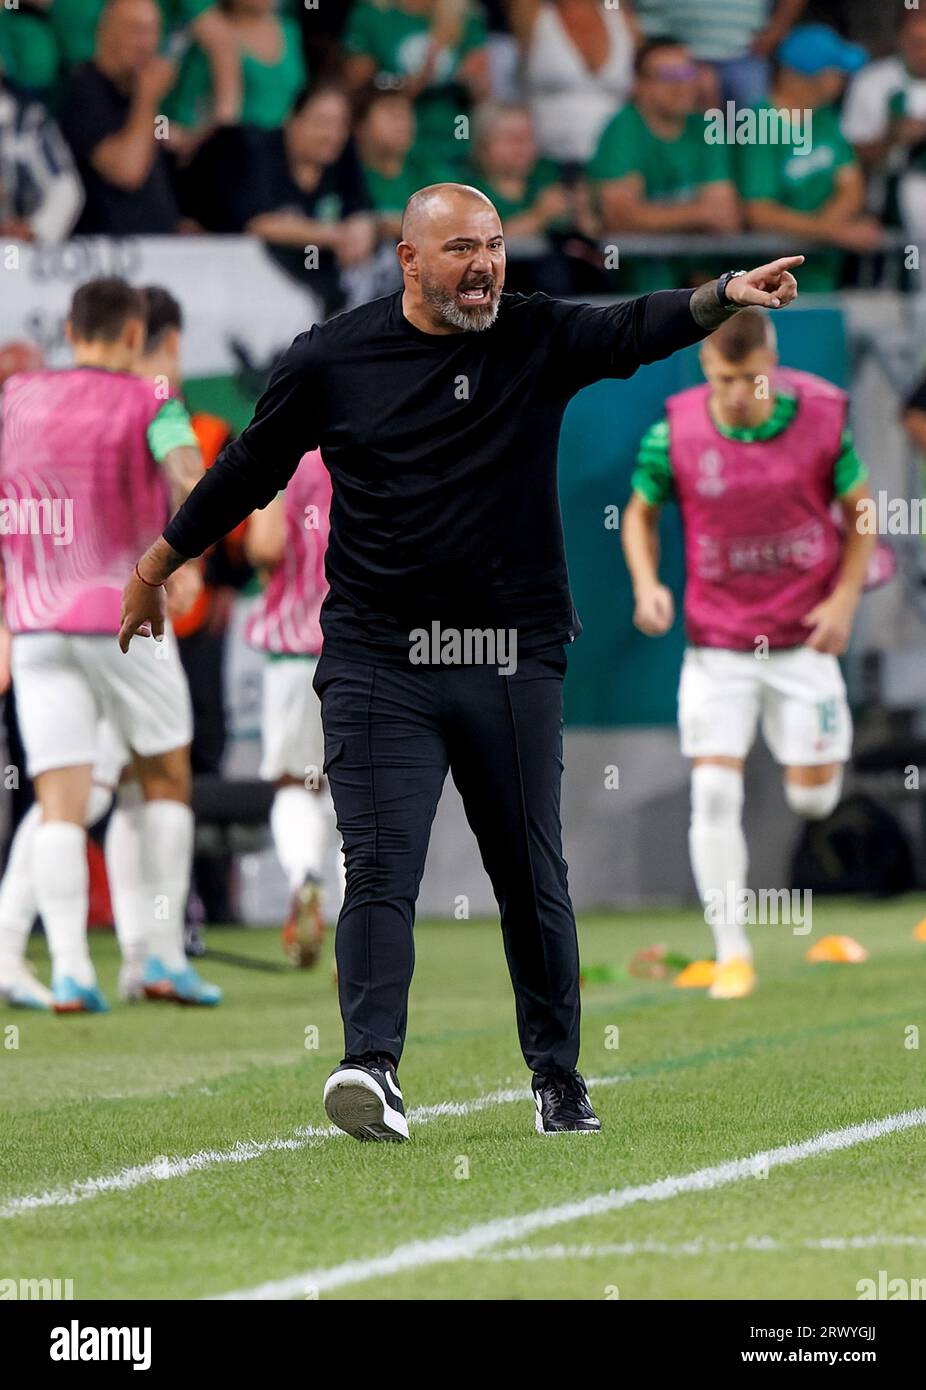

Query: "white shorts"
<box><xmin>92</xmin><ymin>718</ymin><xmax>129</xmax><ymax>788</ymax></box>
<box><xmin>260</xmin><ymin>655</ymin><xmax>324</xmax><ymax>783</ymax></box>
<box><xmin>11</xmin><ymin>631</ymin><xmax>193</xmax><ymax>778</ymax></box>
<box><xmin>678</xmin><ymin>646</ymin><xmax>852</xmax><ymax>766</ymax></box>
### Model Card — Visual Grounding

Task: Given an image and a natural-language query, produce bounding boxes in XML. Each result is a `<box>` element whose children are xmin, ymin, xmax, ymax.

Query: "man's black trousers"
<box><xmin>313</xmin><ymin>645</ymin><xmax>581</xmax><ymax>1074</ymax></box>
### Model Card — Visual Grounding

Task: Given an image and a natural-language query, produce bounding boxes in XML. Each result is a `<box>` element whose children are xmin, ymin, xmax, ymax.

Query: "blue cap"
<box><xmin>778</xmin><ymin>24</ymin><xmax>868</xmax><ymax>76</ymax></box>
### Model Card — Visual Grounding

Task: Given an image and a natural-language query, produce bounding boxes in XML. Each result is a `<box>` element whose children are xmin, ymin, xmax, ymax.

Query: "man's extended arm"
<box><xmin>554</xmin><ymin>257</ymin><xmax>804</xmax><ymax>390</ymax></box>
<box><xmin>688</xmin><ymin>256</ymin><xmax>804</xmax><ymax>332</ymax></box>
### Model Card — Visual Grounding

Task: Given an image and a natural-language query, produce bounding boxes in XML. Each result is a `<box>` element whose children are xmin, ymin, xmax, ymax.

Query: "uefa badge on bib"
<box><xmin>695</xmin><ymin>448</ymin><xmax>726</xmax><ymax>497</ymax></box>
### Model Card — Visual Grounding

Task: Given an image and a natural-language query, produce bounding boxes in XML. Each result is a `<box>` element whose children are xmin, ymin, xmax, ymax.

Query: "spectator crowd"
<box><xmin>1</xmin><ymin>0</ymin><xmax>926</xmax><ymax>308</ymax></box>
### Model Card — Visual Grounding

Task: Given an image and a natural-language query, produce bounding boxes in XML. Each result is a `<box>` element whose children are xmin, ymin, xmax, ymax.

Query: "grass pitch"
<box><xmin>2</xmin><ymin>898</ymin><xmax>925</xmax><ymax>1301</ymax></box>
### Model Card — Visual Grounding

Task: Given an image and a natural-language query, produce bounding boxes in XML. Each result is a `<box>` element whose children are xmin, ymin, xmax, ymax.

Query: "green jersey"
<box><xmin>632</xmin><ymin>391</ymin><xmax>868</xmax><ymax>505</ymax></box>
<box><xmin>734</xmin><ymin>104</ymin><xmax>856</xmax><ymax>293</ymax></box>
<box><xmin>587</xmin><ymin>103</ymin><xmax>734</xmax><ymax>292</ymax></box>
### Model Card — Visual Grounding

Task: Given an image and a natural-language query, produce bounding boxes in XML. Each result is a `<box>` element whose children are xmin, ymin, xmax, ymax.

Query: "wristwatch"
<box><xmin>716</xmin><ymin>269</ymin><xmax>747</xmax><ymax>308</ymax></box>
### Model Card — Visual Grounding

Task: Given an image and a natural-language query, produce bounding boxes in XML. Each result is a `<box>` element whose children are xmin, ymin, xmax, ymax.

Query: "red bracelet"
<box><xmin>135</xmin><ymin>562</ymin><xmax>163</xmax><ymax>589</ymax></box>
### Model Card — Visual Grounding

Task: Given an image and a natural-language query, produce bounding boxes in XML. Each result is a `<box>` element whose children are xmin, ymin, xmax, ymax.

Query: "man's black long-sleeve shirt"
<box><xmin>164</xmin><ymin>288</ymin><xmax>709</xmax><ymax>663</ymax></box>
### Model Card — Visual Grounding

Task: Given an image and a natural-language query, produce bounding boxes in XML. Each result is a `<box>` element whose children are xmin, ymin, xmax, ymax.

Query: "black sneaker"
<box><xmin>532</xmin><ymin>1070</ymin><xmax>601</xmax><ymax>1134</ymax></box>
<box><xmin>323</xmin><ymin>1055</ymin><xmax>409</xmax><ymax>1142</ymax></box>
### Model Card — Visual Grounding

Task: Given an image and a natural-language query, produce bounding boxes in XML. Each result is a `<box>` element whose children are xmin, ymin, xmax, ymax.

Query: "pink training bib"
<box><xmin>246</xmin><ymin>449</ymin><xmax>331</xmax><ymax>655</ymax></box>
<box><xmin>667</xmin><ymin>368</ymin><xmax>847</xmax><ymax>651</ymax></box>
<box><xmin>0</xmin><ymin>368</ymin><xmax>168</xmax><ymax>634</ymax></box>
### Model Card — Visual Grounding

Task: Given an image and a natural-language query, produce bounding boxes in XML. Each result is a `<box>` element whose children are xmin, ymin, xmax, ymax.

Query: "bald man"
<box><xmin>60</xmin><ymin>0</ymin><xmax>181</xmax><ymax>235</ymax></box>
<box><xmin>120</xmin><ymin>183</ymin><xmax>802</xmax><ymax>1140</ymax></box>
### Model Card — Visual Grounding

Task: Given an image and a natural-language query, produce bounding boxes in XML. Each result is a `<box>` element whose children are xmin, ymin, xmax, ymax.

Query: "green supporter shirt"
<box><xmin>587</xmin><ymin>103</ymin><xmax>734</xmax><ymax>293</ymax></box>
<box><xmin>733</xmin><ymin>104</ymin><xmax>856</xmax><ymax>293</ymax></box>
<box><xmin>147</xmin><ymin>395</ymin><xmax>198</xmax><ymax>462</ymax></box>
<box><xmin>362</xmin><ymin>147</ymin><xmax>456</xmax><ymax>216</ymax></box>
<box><xmin>50</xmin><ymin>0</ymin><xmax>214</xmax><ymax>70</ymax></box>
<box><xmin>0</xmin><ymin>10</ymin><xmax>61</xmax><ymax>101</ymax></box>
<box><xmin>362</xmin><ymin>159</ymin><xmax>420</xmax><ymax>218</ymax></box>
<box><xmin>166</xmin><ymin>15</ymin><xmax>305</xmax><ymax>129</ymax></box>
<box><xmin>631</xmin><ymin>391</ymin><xmax>868</xmax><ymax>505</ymax></box>
<box><xmin>462</xmin><ymin>156</ymin><xmax>561</xmax><ymax>225</ymax></box>
<box><xmin>343</xmin><ymin>0</ymin><xmax>486</xmax><ymax>168</ymax></box>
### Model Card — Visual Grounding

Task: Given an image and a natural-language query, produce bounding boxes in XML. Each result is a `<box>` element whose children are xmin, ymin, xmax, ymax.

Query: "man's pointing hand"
<box><xmin>726</xmin><ymin>255</ymin><xmax>805</xmax><ymax>310</ymax></box>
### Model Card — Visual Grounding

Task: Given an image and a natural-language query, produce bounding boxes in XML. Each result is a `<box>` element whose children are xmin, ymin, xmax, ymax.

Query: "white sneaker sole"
<box><xmin>534</xmin><ymin>1108</ymin><xmax>601</xmax><ymax>1135</ymax></box>
<box><xmin>324</xmin><ymin>1069</ymin><xmax>409</xmax><ymax>1142</ymax></box>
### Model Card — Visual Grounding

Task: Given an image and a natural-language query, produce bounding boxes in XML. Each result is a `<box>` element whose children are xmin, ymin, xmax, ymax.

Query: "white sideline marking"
<box><xmin>216</xmin><ymin>1107</ymin><xmax>926</xmax><ymax>1299</ymax></box>
<box><xmin>483</xmin><ymin>1235</ymin><xmax>926</xmax><ymax>1262</ymax></box>
<box><xmin>0</xmin><ymin>1074</ymin><xmax>630</xmax><ymax>1219</ymax></box>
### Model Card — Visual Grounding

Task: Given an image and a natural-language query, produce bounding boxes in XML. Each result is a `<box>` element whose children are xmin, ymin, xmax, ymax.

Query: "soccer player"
<box><xmin>244</xmin><ymin>449</ymin><xmax>340</xmax><ymax>967</ymax></box>
<box><xmin>622</xmin><ymin>307</ymin><xmax>875</xmax><ymax>1000</ymax></box>
<box><xmin>0</xmin><ymin>277</ymin><xmax>221</xmax><ymax>1012</ymax></box>
<box><xmin>0</xmin><ymin>293</ymin><xmax>205</xmax><ymax>1007</ymax></box>
<box><xmin>0</xmin><ymin>345</ymin><xmax>127</xmax><ymax>1010</ymax></box>
<box><xmin>103</xmin><ymin>283</ymin><xmax>219</xmax><ymax>994</ymax></box>
<box><xmin>120</xmin><ymin>182</ymin><xmax>802</xmax><ymax>1137</ymax></box>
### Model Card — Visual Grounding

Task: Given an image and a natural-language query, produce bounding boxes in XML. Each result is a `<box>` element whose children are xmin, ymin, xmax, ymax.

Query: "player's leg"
<box><xmin>762</xmin><ymin>649</ymin><xmax>851</xmax><ymax>815</ymax></box>
<box><xmin>104</xmin><ymin>776</ymin><xmax>147</xmax><ymax>999</ymax></box>
<box><xmin>763</xmin><ymin>650</ymin><xmax>851</xmax><ymax>964</ymax></box>
<box><xmin>9</xmin><ymin>633</ymin><xmax>108</xmax><ymax>1013</ymax></box>
<box><xmin>80</xmin><ymin>631</ymin><xmax>219</xmax><ymax>1006</ymax></box>
<box><xmin>261</xmin><ymin>655</ymin><xmax>331</xmax><ymax>967</ymax></box>
<box><xmin>129</xmin><ymin>742</ymin><xmax>222</xmax><ymax>1004</ymax></box>
<box><xmin>0</xmin><ymin>777</ymin><xmax>114</xmax><ymax>1010</ymax></box>
<box><xmin>315</xmin><ymin>653</ymin><xmax>448</xmax><ymax>1141</ymax></box>
<box><xmin>782</xmin><ymin>763</ymin><xmax>844</xmax><ymax>818</ymax></box>
<box><xmin>444</xmin><ymin>647</ymin><xmax>599</xmax><ymax>1133</ymax></box>
<box><xmin>93</xmin><ymin>719</ymin><xmax>150</xmax><ymax>1001</ymax></box>
<box><xmin>756</xmin><ymin>647</ymin><xmax>850</xmax><ymax>956</ymax></box>
<box><xmin>32</xmin><ymin>764</ymin><xmax>106</xmax><ymax>1012</ymax></box>
<box><xmin>678</xmin><ymin>648</ymin><xmax>760</xmax><ymax>999</ymax></box>
<box><xmin>0</xmin><ymin>804</ymin><xmax>51</xmax><ymax>1007</ymax></box>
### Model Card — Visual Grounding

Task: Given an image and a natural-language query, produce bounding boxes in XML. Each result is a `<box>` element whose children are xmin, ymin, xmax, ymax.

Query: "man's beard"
<box><xmin>420</xmin><ymin>273</ymin><xmax>501</xmax><ymax>332</ymax></box>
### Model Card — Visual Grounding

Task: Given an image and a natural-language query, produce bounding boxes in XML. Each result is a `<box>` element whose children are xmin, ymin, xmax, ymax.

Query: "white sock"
<box><xmin>784</xmin><ymin>772</ymin><xmax>843</xmax><ymax>821</ymax></box>
<box><xmin>0</xmin><ymin>785</ymin><xmax>113</xmax><ymax>973</ymax></box>
<box><xmin>688</xmin><ymin>765</ymin><xmax>752</xmax><ymax>965</ymax></box>
<box><xmin>104</xmin><ymin>782</ymin><xmax>147</xmax><ymax>970</ymax></box>
<box><xmin>33</xmin><ymin>821</ymin><xmax>93</xmax><ymax>986</ymax></box>
<box><xmin>139</xmin><ymin>799</ymin><xmax>193</xmax><ymax>972</ymax></box>
<box><xmin>0</xmin><ymin>803</ymin><xmax>42</xmax><ymax>971</ymax></box>
<box><xmin>270</xmin><ymin>785</ymin><xmax>326</xmax><ymax>892</ymax></box>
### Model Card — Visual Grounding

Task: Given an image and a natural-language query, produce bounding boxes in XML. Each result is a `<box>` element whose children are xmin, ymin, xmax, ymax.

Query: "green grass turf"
<box><xmin>2</xmin><ymin>897</ymin><xmax>925</xmax><ymax>1300</ymax></box>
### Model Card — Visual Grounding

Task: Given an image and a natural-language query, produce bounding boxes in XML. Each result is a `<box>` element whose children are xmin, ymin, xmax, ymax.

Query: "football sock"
<box><xmin>139</xmin><ymin>799</ymin><xmax>193</xmax><ymax>972</ymax></box>
<box><xmin>270</xmin><ymin>785</ymin><xmax>326</xmax><ymax>892</ymax></box>
<box><xmin>33</xmin><ymin>821</ymin><xmax>93</xmax><ymax>986</ymax></box>
<box><xmin>784</xmin><ymin>772</ymin><xmax>843</xmax><ymax>821</ymax></box>
<box><xmin>104</xmin><ymin>781</ymin><xmax>148</xmax><ymax>971</ymax></box>
<box><xmin>0</xmin><ymin>803</ymin><xmax>41</xmax><ymax>971</ymax></box>
<box><xmin>688</xmin><ymin>764</ymin><xmax>752</xmax><ymax>965</ymax></box>
<box><xmin>0</xmin><ymin>784</ymin><xmax>114</xmax><ymax>973</ymax></box>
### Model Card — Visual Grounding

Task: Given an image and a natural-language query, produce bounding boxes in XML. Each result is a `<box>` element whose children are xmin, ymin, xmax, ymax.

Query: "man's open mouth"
<box><xmin>457</xmin><ymin>284</ymin><xmax>493</xmax><ymax>305</ymax></box>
